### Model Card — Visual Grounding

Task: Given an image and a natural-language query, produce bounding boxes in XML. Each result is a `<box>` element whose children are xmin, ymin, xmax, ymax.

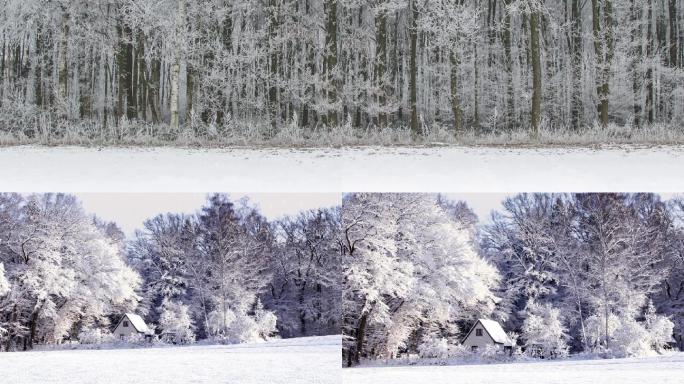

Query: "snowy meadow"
<box><xmin>3</xmin><ymin>145</ymin><xmax>684</xmax><ymax>192</ymax></box>
<box><xmin>0</xmin><ymin>335</ymin><xmax>341</xmax><ymax>384</ymax></box>
<box><xmin>343</xmin><ymin>352</ymin><xmax>684</xmax><ymax>384</ymax></box>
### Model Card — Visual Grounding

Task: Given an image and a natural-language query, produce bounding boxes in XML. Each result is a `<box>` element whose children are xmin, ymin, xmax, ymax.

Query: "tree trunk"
<box><xmin>268</xmin><ymin>0</ymin><xmax>279</xmax><ymax>133</ymax></box>
<box><xmin>375</xmin><ymin>10</ymin><xmax>387</xmax><ymax>128</ymax></box>
<box><xmin>571</xmin><ymin>0</ymin><xmax>583</xmax><ymax>131</ymax></box>
<box><xmin>137</xmin><ymin>34</ymin><xmax>147</xmax><ymax>121</ymax></box>
<box><xmin>0</xmin><ymin>34</ymin><xmax>5</xmax><ymax>106</ymax></box>
<box><xmin>592</xmin><ymin>0</ymin><xmax>610</xmax><ymax>128</ymax></box>
<box><xmin>646</xmin><ymin>0</ymin><xmax>655</xmax><ymax>124</ymax></box>
<box><xmin>503</xmin><ymin>0</ymin><xmax>514</xmax><ymax>129</ymax></box>
<box><xmin>631</xmin><ymin>0</ymin><xmax>642</xmax><ymax>126</ymax></box>
<box><xmin>530</xmin><ymin>8</ymin><xmax>542</xmax><ymax>137</ymax></box>
<box><xmin>450</xmin><ymin>49</ymin><xmax>462</xmax><ymax>136</ymax></box>
<box><xmin>57</xmin><ymin>9</ymin><xmax>69</xmax><ymax>117</ymax></box>
<box><xmin>116</xmin><ymin>22</ymin><xmax>132</xmax><ymax>123</ymax></box>
<box><xmin>26</xmin><ymin>300</ymin><xmax>44</xmax><ymax>351</ymax></box>
<box><xmin>409</xmin><ymin>0</ymin><xmax>419</xmax><ymax>135</ymax></box>
<box><xmin>149</xmin><ymin>58</ymin><xmax>161</xmax><ymax>123</ymax></box>
<box><xmin>325</xmin><ymin>0</ymin><xmax>338</xmax><ymax>127</ymax></box>
<box><xmin>6</xmin><ymin>304</ymin><xmax>18</xmax><ymax>351</ymax></box>
<box><xmin>353</xmin><ymin>311</ymin><xmax>369</xmax><ymax>365</ymax></box>
<box><xmin>299</xmin><ymin>288</ymin><xmax>307</xmax><ymax>336</ymax></box>
<box><xmin>601</xmin><ymin>0</ymin><xmax>613</xmax><ymax>127</ymax></box>
<box><xmin>130</xmin><ymin>35</ymin><xmax>138</xmax><ymax>120</ymax></box>
<box><xmin>34</xmin><ymin>27</ymin><xmax>43</xmax><ymax>110</ymax></box>
<box><xmin>170</xmin><ymin>0</ymin><xmax>186</xmax><ymax>131</ymax></box>
<box><xmin>670</xmin><ymin>0</ymin><xmax>679</xmax><ymax>67</ymax></box>
<box><xmin>473</xmin><ymin>42</ymin><xmax>481</xmax><ymax>129</ymax></box>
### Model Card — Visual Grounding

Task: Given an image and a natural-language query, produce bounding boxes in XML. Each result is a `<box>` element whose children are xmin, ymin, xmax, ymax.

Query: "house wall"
<box><xmin>113</xmin><ymin>317</ymin><xmax>141</xmax><ymax>340</ymax></box>
<box><xmin>462</xmin><ymin>325</ymin><xmax>498</xmax><ymax>351</ymax></box>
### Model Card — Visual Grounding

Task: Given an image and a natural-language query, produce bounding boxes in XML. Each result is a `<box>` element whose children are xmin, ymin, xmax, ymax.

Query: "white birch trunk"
<box><xmin>170</xmin><ymin>0</ymin><xmax>186</xmax><ymax>130</ymax></box>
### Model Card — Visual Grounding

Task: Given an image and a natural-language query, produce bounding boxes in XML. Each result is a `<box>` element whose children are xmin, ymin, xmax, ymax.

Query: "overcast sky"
<box><xmin>74</xmin><ymin>193</ymin><xmax>681</xmax><ymax>237</ymax></box>
<box><xmin>444</xmin><ymin>193</ymin><xmax>512</xmax><ymax>223</ymax></box>
<box><xmin>75</xmin><ymin>193</ymin><xmax>341</xmax><ymax>237</ymax></box>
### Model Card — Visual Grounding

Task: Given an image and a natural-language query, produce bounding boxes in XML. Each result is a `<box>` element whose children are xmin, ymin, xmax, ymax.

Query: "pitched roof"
<box><xmin>465</xmin><ymin>319</ymin><xmax>513</xmax><ymax>346</ymax></box>
<box><xmin>118</xmin><ymin>313</ymin><xmax>153</xmax><ymax>335</ymax></box>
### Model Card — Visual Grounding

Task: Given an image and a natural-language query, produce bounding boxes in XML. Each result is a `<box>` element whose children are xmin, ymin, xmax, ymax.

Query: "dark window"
<box><xmin>123</xmin><ymin>321</ymin><xmax>129</xmax><ymax>328</ymax></box>
<box><xmin>471</xmin><ymin>346</ymin><xmax>478</xmax><ymax>352</ymax></box>
<box><xmin>476</xmin><ymin>329</ymin><xmax>483</xmax><ymax>336</ymax></box>
<box><xmin>120</xmin><ymin>334</ymin><xmax>125</xmax><ymax>340</ymax></box>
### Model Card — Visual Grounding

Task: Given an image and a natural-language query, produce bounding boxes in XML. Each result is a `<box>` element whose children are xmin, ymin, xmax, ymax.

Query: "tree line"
<box><xmin>342</xmin><ymin>193</ymin><xmax>684</xmax><ymax>366</ymax></box>
<box><xmin>0</xmin><ymin>193</ymin><xmax>341</xmax><ymax>351</ymax></box>
<box><xmin>129</xmin><ymin>194</ymin><xmax>342</xmax><ymax>341</ymax></box>
<box><xmin>0</xmin><ymin>1</ymin><xmax>682</xmax><ymax>144</ymax></box>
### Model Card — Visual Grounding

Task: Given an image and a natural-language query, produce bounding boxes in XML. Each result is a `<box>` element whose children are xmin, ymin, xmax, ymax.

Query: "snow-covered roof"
<box><xmin>467</xmin><ymin>319</ymin><xmax>513</xmax><ymax>346</ymax></box>
<box><xmin>122</xmin><ymin>313</ymin><xmax>153</xmax><ymax>335</ymax></box>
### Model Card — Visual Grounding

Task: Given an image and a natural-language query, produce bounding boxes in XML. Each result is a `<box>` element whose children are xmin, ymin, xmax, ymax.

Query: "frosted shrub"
<box><xmin>159</xmin><ymin>300</ymin><xmax>196</xmax><ymax>344</ymax></box>
<box><xmin>644</xmin><ymin>301</ymin><xmax>675</xmax><ymax>352</ymax></box>
<box><xmin>480</xmin><ymin>345</ymin><xmax>502</xmax><ymax>360</ymax></box>
<box><xmin>78</xmin><ymin>328</ymin><xmax>115</xmax><ymax>345</ymax></box>
<box><xmin>207</xmin><ymin>308</ymin><xmax>237</xmax><ymax>337</ymax></box>
<box><xmin>206</xmin><ymin>305</ymin><xmax>277</xmax><ymax>343</ymax></box>
<box><xmin>507</xmin><ymin>332</ymin><xmax>519</xmax><ymax>347</ymax></box>
<box><xmin>255</xmin><ymin>310</ymin><xmax>278</xmax><ymax>339</ymax></box>
<box><xmin>585</xmin><ymin>313</ymin><xmax>621</xmax><ymax>351</ymax></box>
<box><xmin>273</xmin><ymin>112</ymin><xmax>305</xmax><ymax>145</ymax></box>
<box><xmin>417</xmin><ymin>337</ymin><xmax>450</xmax><ymax>359</ymax></box>
<box><xmin>512</xmin><ymin>346</ymin><xmax>525</xmax><ymax>359</ymax></box>
<box><xmin>522</xmin><ymin>302</ymin><xmax>569</xmax><ymax>359</ymax></box>
<box><xmin>125</xmin><ymin>333</ymin><xmax>148</xmax><ymax>345</ymax></box>
<box><xmin>586</xmin><ymin>310</ymin><xmax>669</xmax><ymax>357</ymax></box>
<box><xmin>645</xmin><ymin>311</ymin><xmax>675</xmax><ymax>352</ymax></box>
<box><xmin>226</xmin><ymin>313</ymin><xmax>260</xmax><ymax>343</ymax></box>
<box><xmin>449</xmin><ymin>344</ymin><xmax>471</xmax><ymax>359</ymax></box>
<box><xmin>611</xmin><ymin>317</ymin><xmax>651</xmax><ymax>357</ymax></box>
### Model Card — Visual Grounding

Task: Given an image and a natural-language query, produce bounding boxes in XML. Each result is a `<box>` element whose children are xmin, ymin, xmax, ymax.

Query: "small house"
<box><xmin>113</xmin><ymin>313</ymin><xmax>154</xmax><ymax>341</ymax></box>
<box><xmin>462</xmin><ymin>319</ymin><xmax>513</xmax><ymax>354</ymax></box>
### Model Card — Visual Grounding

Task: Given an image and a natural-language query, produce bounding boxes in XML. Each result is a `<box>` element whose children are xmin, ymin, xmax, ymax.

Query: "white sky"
<box><xmin>65</xmin><ymin>192</ymin><xmax>684</xmax><ymax>237</ymax></box>
<box><xmin>75</xmin><ymin>193</ymin><xmax>341</xmax><ymax>237</ymax></box>
<box><xmin>444</xmin><ymin>193</ymin><xmax>512</xmax><ymax>223</ymax></box>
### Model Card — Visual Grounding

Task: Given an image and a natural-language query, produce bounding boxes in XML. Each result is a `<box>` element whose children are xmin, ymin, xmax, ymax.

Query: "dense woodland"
<box><xmin>0</xmin><ymin>1</ymin><xmax>682</xmax><ymax>145</ymax></box>
<box><xmin>0</xmin><ymin>193</ymin><xmax>341</xmax><ymax>351</ymax></box>
<box><xmin>342</xmin><ymin>193</ymin><xmax>684</xmax><ymax>366</ymax></box>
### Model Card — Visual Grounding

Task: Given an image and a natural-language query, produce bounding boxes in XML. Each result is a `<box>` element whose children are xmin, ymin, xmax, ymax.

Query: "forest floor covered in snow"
<box><xmin>2</xmin><ymin>145</ymin><xmax>684</xmax><ymax>192</ymax></box>
<box><xmin>343</xmin><ymin>353</ymin><xmax>684</xmax><ymax>384</ymax></box>
<box><xmin>0</xmin><ymin>335</ymin><xmax>340</xmax><ymax>384</ymax></box>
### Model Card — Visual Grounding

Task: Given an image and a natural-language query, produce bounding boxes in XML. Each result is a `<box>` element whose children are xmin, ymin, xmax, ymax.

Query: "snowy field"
<box><xmin>343</xmin><ymin>353</ymin><xmax>684</xmax><ymax>384</ymax></box>
<box><xmin>1</xmin><ymin>145</ymin><xmax>684</xmax><ymax>192</ymax></box>
<box><xmin>0</xmin><ymin>335</ymin><xmax>340</xmax><ymax>384</ymax></box>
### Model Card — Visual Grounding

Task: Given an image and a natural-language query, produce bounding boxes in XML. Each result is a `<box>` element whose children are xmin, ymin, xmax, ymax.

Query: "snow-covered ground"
<box><xmin>343</xmin><ymin>353</ymin><xmax>684</xmax><ymax>384</ymax></box>
<box><xmin>1</xmin><ymin>145</ymin><xmax>684</xmax><ymax>192</ymax></box>
<box><xmin>0</xmin><ymin>335</ymin><xmax>340</xmax><ymax>384</ymax></box>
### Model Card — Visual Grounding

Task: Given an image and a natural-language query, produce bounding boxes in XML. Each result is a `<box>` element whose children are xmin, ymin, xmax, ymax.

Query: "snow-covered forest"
<box><xmin>0</xmin><ymin>1</ymin><xmax>683</xmax><ymax>145</ymax></box>
<box><xmin>0</xmin><ymin>193</ymin><xmax>341</xmax><ymax>351</ymax></box>
<box><xmin>342</xmin><ymin>193</ymin><xmax>684</xmax><ymax>366</ymax></box>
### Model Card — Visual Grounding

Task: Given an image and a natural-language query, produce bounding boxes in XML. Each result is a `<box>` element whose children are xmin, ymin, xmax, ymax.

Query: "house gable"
<box><xmin>113</xmin><ymin>313</ymin><xmax>152</xmax><ymax>335</ymax></box>
<box><xmin>462</xmin><ymin>319</ymin><xmax>513</xmax><ymax>349</ymax></box>
<box><xmin>462</xmin><ymin>320</ymin><xmax>498</xmax><ymax>346</ymax></box>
